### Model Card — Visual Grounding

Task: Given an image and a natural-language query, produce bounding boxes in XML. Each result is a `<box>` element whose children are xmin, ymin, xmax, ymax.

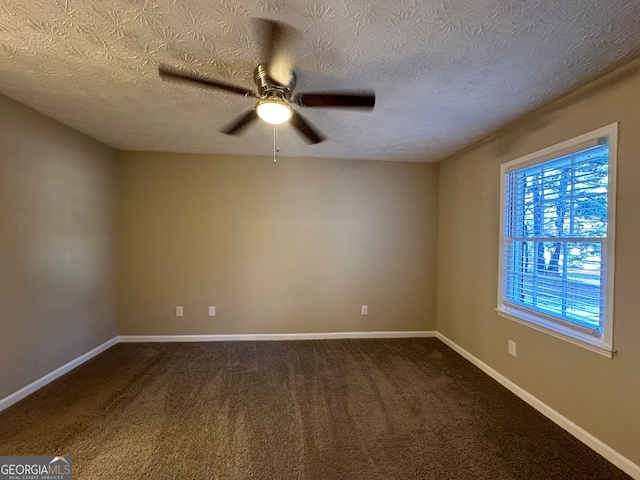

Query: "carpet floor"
<box><xmin>0</xmin><ymin>338</ymin><xmax>630</xmax><ymax>479</ymax></box>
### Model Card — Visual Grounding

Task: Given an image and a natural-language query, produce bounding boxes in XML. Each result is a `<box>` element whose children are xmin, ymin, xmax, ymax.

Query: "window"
<box><xmin>497</xmin><ymin>124</ymin><xmax>617</xmax><ymax>357</ymax></box>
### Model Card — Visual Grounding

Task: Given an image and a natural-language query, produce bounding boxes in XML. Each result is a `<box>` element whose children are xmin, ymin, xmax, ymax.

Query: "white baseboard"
<box><xmin>435</xmin><ymin>332</ymin><xmax>640</xmax><ymax>480</ymax></box>
<box><xmin>0</xmin><ymin>336</ymin><xmax>118</xmax><ymax>413</ymax></box>
<box><xmin>118</xmin><ymin>331</ymin><xmax>437</xmax><ymax>343</ymax></box>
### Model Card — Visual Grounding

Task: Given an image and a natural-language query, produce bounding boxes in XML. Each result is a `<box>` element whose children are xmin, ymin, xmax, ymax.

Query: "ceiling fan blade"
<box><xmin>252</xmin><ymin>18</ymin><xmax>300</xmax><ymax>86</ymax></box>
<box><xmin>294</xmin><ymin>91</ymin><xmax>376</xmax><ymax>109</ymax></box>
<box><xmin>220</xmin><ymin>110</ymin><xmax>259</xmax><ymax>136</ymax></box>
<box><xmin>290</xmin><ymin>112</ymin><xmax>325</xmax><ymax>144</ymax></box>
<box><xmin>159</xmin><ymin>65</ymin><xmax>258</xmax><ymax>98</ymax></box>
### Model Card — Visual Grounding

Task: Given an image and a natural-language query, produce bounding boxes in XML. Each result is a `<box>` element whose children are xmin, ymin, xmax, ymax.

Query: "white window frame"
<box><xmin>497</xmin><ymin>123</ymin><xmax>617</xmax><ymax>358</ymax></box>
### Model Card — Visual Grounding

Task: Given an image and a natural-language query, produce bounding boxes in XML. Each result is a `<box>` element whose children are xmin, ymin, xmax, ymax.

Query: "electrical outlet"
<box><xmin>208</xmin><ymin>306</ymin><xmax>216</xmax><ymax>317</ymax></box>
<box><xmin>508</xmin><ymin>340</ymin><xmax>517</xmax><ymax>356</ymax></box>
<box><xmin>361</xmin><ymin>305</ymin><xmax>368</xmax><ymax>315</ymax></box>
<box><xmin>176</xmin><ymin>306</ymin><xmax>183</xmax><ymax>317</ymax></box>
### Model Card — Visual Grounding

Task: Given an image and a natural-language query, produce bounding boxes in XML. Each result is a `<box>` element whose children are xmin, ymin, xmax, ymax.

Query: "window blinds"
<box><xmin>502</xmin><ymin>144</ymin><xmax>609</xmax><ymax>332</ymax></box>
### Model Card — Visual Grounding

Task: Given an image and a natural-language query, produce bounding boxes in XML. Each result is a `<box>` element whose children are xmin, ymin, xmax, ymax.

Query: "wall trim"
<box><xmin>118</xmin><ymin>331</ymin><xmax>437</xmax><ymax>342</ymax></box>
<box><xmin>435</xmin><ymin>332</ymin><xmax>640</xmax><ymax>480</ymax></box>
<box><xmin>0</xmin><ymin>336</ymin><xmax>118</xmax><ymax>413</ymax></box>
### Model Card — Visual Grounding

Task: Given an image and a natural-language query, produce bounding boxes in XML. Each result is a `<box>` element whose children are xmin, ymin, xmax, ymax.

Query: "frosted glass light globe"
<box><xmin>256</xmin><ymin>97</ymin><xmax>293</xmax><ymax>125</ymax></box>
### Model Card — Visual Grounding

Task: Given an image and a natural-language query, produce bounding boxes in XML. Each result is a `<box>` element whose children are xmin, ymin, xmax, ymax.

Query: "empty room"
<box><xmin>1</xmin><ymin>1</ymin><xmax>639</xmax><ymax>479</ymax></box>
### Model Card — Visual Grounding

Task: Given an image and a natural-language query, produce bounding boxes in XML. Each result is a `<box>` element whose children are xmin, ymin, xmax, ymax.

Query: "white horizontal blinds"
<box><xmin>503</xmin><ymin>142</ymin><xmax>609</xmax><ymax>333</ymax></box>
<box><xmin>503</xmin><ymin>137</ymin><xmax>606</xmax><ymax>174</ymax></box>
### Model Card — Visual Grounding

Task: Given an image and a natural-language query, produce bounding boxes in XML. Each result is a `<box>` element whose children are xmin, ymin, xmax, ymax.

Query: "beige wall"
<box><xmin>437</xmin><ymin>59</ymin><xmax>640</xmax><ymax>464</ymax></box>
<box><xmin>117</xmin><ymin>152</ymin><xmax>438</xmax><ymax>335</ymax></box>
<box><xmin>0</xmin><ymin>95</ymin><xmax>118</xmax><ymax>400</ymax></box>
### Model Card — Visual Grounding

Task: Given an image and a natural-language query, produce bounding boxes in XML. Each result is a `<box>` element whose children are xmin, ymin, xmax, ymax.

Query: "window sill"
<box><xmin>496</xmin><ymin>307</ymin><xmax>615</xmax><ymax>359</ymax></box>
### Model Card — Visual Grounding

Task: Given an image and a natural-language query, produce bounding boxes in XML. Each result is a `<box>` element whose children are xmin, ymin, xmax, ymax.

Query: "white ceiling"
<box><xmin>1</xmin><ymin>1</ymin><xmax>640</xmax><ymax>162</ymax></box>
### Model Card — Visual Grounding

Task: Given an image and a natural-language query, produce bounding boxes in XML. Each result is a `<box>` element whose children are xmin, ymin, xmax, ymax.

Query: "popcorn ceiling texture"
<box><xmin>1</xmin><ymin>0</ymin><xmax>639</xmax><ymax>162</ymax></box>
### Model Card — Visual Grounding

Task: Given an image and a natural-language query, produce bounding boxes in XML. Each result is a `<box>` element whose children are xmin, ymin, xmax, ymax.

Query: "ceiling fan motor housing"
<box><xmin>254</xmin><ymin>64</ymin><xmax>296</xmax><ymax>100</ymax></box>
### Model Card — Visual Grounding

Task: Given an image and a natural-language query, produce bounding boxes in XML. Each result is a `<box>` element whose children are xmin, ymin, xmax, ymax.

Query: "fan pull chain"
<box><xmin>273</xmin><ymin>124</ymin><xmax>280</xmax><ymax>163</ymax></box>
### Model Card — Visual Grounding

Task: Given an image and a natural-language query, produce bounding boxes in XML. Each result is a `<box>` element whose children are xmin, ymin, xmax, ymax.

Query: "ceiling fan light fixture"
<box><xmin>256</xmin><ymin>96</ymin><xmax>293</xmax><ymax>125</ymax></box>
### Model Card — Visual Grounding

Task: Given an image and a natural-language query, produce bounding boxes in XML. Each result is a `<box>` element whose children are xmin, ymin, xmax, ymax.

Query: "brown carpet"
<box><xmin>0</xmin><ymin>338</ymin><xmax>630</xmax><ymax>479</ymax></box>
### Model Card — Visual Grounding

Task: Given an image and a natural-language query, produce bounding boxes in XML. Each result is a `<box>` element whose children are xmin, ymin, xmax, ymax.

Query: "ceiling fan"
<box><xmin>158</xmin><ymin>18</ymin><xmax>375</xmax><ymax>144</ymax></box>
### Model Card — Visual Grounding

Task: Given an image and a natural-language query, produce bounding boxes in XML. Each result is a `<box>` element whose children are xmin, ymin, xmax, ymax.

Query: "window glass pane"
<box><xmin>503</xmin><ymin>240</ymin><xmax>602</xmax><ymax>328</ymax></box>
<box><xmin>507</xmin><ymin>145</ymin><xmax>608</xmax><ymax>240</ymax></box>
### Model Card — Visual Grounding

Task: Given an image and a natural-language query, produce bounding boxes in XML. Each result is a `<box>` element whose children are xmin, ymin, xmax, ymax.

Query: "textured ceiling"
<box><xmin>1</xmin><ymin>1</ymin><xmax>640</xmax><ymax>162</ymax></box>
